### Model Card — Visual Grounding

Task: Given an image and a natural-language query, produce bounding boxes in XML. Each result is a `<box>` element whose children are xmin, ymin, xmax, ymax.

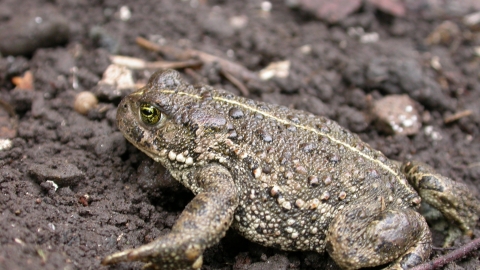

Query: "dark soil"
<box><xmin>1</xmin><ymin>0</ymin><xmax>480</xmax><ymax>269</ymax></box>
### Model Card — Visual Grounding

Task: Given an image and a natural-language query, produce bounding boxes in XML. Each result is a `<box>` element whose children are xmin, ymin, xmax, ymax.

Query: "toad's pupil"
<box><xmin>143</xmin><ymin>108</ymin><xmax>152</xmax><ymax>116</ymax></box>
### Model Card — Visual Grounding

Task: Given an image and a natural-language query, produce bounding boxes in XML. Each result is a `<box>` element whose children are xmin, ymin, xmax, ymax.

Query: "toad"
<box><xmin>103</xmin><ymin>69</ymin><xmax>479</xmax><ymax>269</ymax></box>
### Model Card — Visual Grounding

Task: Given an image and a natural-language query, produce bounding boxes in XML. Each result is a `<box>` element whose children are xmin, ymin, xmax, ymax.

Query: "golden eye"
<box><xmin>140</xmin><ymin>103</ymin><xmax>162</xmax><ymax>125</ymax></box>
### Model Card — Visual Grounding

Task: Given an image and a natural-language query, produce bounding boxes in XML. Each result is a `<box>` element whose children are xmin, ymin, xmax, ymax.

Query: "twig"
<box><xmin>136</xmin><ymin>36</ymin><xmax>260</xmax><ymax>94</ymax></box>
<box><xmin>431</xmin><ymin>246</ymin><xmax>455</xmax><ymax>251</ymax></box>
<box><xmin>183</xmin><ymin>68</ymin><xmax>205</xmax><ymax>83</ymax></box>
<box><xmin>110</xmin><ymin>55</ymin><xmax>201</xmax><ymax>70</ymax></box>
<box><xmin>220</xmin><ymin>69</ymin><xmax>250</xmax><ymax>96</ymax></box>
<box><xmin>444</xmin><ymin>110</ymin><xmax>472</xmax><ymax>124</ymax></box>
<box><xmin>410</xmin><ymin>237</ymin><xmax>480</xmax><ymax>270</ymax></box>
<box><xmin>467</xmin><ymin>162</ymin><xmax>480</xmax><ymax>169</ymax></box>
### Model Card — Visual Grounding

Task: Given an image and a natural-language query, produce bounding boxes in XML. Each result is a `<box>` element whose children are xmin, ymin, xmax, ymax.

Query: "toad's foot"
<box><xmin>101</xmin><ymin>234</ymin><xmax>205</xmax><ymax>270</ymax></box>
<box><xmin>326</xmin><ymin>206</ymin><xmax>431</xmax><ymax>270</ymax></box>
<box><xmin>102</xmin><ymin>164</ymin><xmax>239</xmax><ymax>270</ymax></box>
<box><xmin>402</xmin><ymin>160</ymin><xmax>480</xmax><ymax>239</ymax></box>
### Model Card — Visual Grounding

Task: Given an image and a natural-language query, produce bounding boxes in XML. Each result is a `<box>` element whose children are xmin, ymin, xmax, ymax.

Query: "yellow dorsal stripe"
<box><xmin>160</xmin><ymin>90</ymin><xmax>404</xmax><ymax>184</ymax></box>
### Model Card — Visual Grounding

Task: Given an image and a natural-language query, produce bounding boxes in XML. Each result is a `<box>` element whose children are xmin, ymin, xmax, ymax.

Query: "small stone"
<box><xmin>74</xmin><ymin>91</ymin><xmax>98</xmax><ymax>115</ymax></box>
<box><xmin>0</xmin><ymin>6</ymin><xmax>69</xmax><ymax>56</ymax></box>
<box><xmin>372</xmin><ymin>95</ymin><xmax>421</xmax><ymax>135</ymax></box>
<box><xmin>28</xmin><ymin>160</ymin><xmax>85</xmax><ymax>187</ymax></box>
<box><xmin>259</xmin><ymin>60</ymin><xmax>291</xmax><ymax>80</ymax></box>
<box><xmin>90</xmin><ymin>133</ymin><xmax>127</xmax><ymax>157</ymax></box>
<box><xmin>292</xmin><ymin>0</ymin><xmax>362</xmax><ymax>23</ymax></box>
<box><xmin>0</xmin><ymin>139</ymin><xmax>13</xmax><ymax>151</ymax></box>
<box><xmin>368</xmin><ymin>0</ymin><xmax>406</xmax><ymax>17</ymax></box>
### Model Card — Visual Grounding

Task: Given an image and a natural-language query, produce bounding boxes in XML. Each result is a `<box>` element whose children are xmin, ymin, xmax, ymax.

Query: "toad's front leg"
<box><xmin>102</xmin><ymin>164</ymin><xmax>239</xmax><ymax>270</ymax></box>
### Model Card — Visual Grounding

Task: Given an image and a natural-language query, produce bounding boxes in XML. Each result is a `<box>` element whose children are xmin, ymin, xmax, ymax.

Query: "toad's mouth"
<box><xmin>138</xmin><ymin>147</ymin><xmax>164</xmax><ymax>163</ymax></box>
<box><xmin>123</xmin><ymin>133</ymin><xmax>164</xmax><ymax>163</ymax></box>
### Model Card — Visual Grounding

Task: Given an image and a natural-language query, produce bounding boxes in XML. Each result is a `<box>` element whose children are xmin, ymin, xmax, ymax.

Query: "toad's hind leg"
<box><xmin>402</xmin><ymin>160</ymin><xmax>480</xmax><ymax>237</ymax></box>
<box><xmin>102</xmin><ymin>164</ymin><xmax>239</xmax><ymax>270</ymax></box>
<box><xmin>326</xmin><ymin>206</ymin><xmax>431</xmax><ymax>270</ymax></box>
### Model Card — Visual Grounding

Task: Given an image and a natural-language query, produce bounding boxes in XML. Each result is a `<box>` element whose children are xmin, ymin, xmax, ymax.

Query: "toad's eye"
<box><xmin>140</xmin><ymin>103</ymin><xmax>162</xmax><ymax>125</ymax></box>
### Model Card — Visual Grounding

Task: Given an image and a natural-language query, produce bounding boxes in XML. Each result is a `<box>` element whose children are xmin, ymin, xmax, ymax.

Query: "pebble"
<box><xmin>372</xmin><ymin>95</ymin><xmax>421</xmax><ymax>136</ymax></box>
<box><xmin>74</xmin><ymin>91</ymin><xmax>98</xmax><ymax>115</ymax></box>
<box><xmin>89</xmin><ymin>132</ymin><xmax>127</xmax><ymax>157</ymax></box>
<box><xmin>28</xmin><ymin>160</ymin><xmax>85</xmax><ymax>187</ymax></box>
<box><xmin>0</xmin><ymin>6</ymin><xmax>69</xmax><ymax>56</ymax></box>
<box><xmin>291</xmin><ymin>0</ymin><xmax>362</xmax><ymax>23</ymax></box>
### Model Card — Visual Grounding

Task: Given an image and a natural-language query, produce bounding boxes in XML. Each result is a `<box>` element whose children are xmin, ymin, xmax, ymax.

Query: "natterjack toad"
<box><xmin>103</xmin><ymin>70</ymin><xmax>480</xmax><ymax>269</ymax></box>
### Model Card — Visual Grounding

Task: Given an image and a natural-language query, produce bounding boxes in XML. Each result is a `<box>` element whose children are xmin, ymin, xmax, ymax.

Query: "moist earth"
<box><xmin>1</xmin><ymin>0</ymin><xmax>480</xmax><ymax>270</ymax></box>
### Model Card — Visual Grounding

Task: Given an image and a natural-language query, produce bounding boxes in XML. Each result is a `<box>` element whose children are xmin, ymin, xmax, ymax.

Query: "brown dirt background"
<box><xmin>1</xmin><ymin>0</ymin><xmax>480</xmax><ymax>269</ymax></box>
